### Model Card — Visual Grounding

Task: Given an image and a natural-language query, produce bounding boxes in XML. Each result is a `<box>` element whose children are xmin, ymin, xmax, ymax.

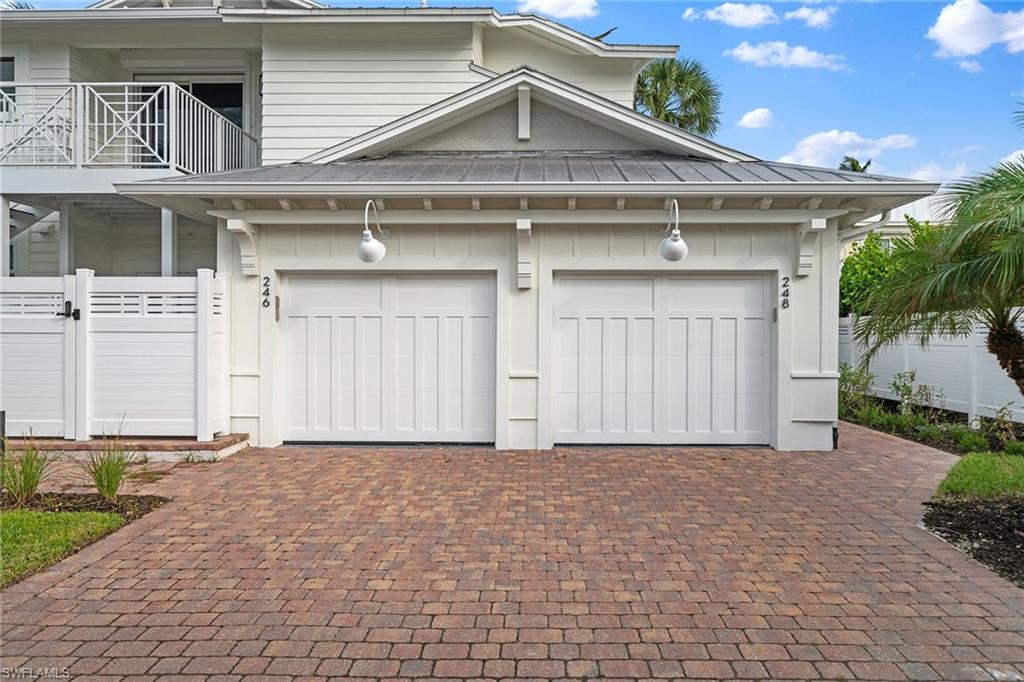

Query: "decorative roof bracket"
<box><xmin>796</xmin><ymin>217</ymin><xmax>827</xmax><ymax>277</ymax></box>
<box><xmin>226</xmin><ymin>218</ymin><xmax>259</xmax><ymax>276</ymax></box>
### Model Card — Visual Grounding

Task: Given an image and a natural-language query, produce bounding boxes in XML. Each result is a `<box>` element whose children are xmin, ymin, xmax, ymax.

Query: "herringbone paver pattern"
<box><xmin>2</xmin><ymin>423</ymin><xmax>1023</xmax><ymax>680</ymax></box>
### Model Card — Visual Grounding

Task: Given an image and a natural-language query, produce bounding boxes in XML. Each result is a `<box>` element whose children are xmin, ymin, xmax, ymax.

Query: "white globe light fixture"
<box><xmin>357</xmin><ymin>199</ymin><xmax>390</xmax><ymax>263</ymax></box>
<box><xmin>659</xmin><ymin>198</ymin><xmax>688</xmax><ymax>262</ymax></box>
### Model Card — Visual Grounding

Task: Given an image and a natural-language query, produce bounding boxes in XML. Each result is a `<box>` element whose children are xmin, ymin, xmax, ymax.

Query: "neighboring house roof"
<box><xmin>119</xmin><ymin>151</ymin><xmax>938</xmax><ymax>198</ymax></box>
<box><xmin>3</xmin><ymin>6</ymin><xmax>675</xmax><ymax>60</ymax></box>
<box><xmin>88</xmin><ymin>0</ymin><xmax>324</xmax><ymax>8</ymax></box>
<box><xmin>303</xmin><ymin>67</ymin><xmax>755</xmax><ymax>165</ymax></box>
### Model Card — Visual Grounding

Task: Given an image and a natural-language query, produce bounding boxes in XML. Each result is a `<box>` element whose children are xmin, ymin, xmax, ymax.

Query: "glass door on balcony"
<box><xmin>188</xmin><ymin>82</ymin><xmax>244</xmax><ymax>130</ymax></box>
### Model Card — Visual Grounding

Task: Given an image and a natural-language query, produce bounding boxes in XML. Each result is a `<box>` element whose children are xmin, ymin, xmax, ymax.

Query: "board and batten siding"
<box><xmin>225</xmin><ymin>218</ymin><xmax>840</xmax><ymax>451</ymax></box>
<box><xmin>259</xmin><ymin>24</ymin><xmax>484</xmax><ymax>164</ymax></box>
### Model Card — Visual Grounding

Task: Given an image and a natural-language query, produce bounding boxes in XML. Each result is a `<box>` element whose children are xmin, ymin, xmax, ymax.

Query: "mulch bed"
<box><xmin>923</xmin><ymin>498</ymin><xmax>1024</xmax><ymax>588</ymax></box>
<box><xmin>1</xmin><ymin>493</ymin><xmax>169</xmax><ymax>521</ymax></box>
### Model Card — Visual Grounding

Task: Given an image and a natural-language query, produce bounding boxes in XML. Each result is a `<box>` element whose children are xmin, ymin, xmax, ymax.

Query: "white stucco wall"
<box><xmin>218</xmin><ymin>217</ymin><xmax>839</xmax><ymax>451</ymax></box>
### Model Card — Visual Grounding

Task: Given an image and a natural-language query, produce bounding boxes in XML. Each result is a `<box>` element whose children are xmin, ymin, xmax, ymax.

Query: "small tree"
<box><xmin>839</xmin><ymin>231</ymin><xmax>892</xmax><ymax>316</ymax></box>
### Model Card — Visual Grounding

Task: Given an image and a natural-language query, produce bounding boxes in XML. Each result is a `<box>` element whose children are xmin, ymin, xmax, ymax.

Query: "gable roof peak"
<box><xmin>303</xmin><ymin>67</ymin><xmax>756</xmax><ymax>165</ymax></box>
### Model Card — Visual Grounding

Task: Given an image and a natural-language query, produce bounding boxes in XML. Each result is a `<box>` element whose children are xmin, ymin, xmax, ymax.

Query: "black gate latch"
<box><xmin>57</xmin><ymin>300</ymin><xmax>80</xmax><ymax>320</ymax></box>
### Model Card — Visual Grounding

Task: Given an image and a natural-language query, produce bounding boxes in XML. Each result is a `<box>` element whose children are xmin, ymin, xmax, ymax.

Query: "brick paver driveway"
<box><xmin>3</xmin><ymin>423</ymin><xmax>1023</xmax><ymax>681</ymax></box>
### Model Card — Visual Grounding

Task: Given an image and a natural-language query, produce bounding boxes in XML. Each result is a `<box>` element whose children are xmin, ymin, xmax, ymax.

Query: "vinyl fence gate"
<box><xmin>0</xmin><ymin>269</ymin><xmax>227</xmax><ymax>440</ymax></box>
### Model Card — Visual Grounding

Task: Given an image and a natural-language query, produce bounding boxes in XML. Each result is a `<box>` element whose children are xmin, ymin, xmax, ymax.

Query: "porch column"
<box><xmin>161</xmin><ymin>208</ymin><xmax>178</xmax><ymax>276</ymax></box>
<box><xmin>58</xmin><ymin>203</ymin><xmax>74</xmax><ymax>276</ymax></box>
<box><xmin>1</xmin><ymin>195</ymin><xmax>9</xmax><ymax>277</ymax></box>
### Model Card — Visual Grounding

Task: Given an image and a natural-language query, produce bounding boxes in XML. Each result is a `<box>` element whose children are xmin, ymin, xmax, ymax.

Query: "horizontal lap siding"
<box><xmin>480</xmin><ymin>29</ymin><xmax>637</xmax><ymax>108</ymax></box>
<box><xmin>260</xmin><ymin>24</ymin><xmax>480</xmax><ymax>164</ymax></box>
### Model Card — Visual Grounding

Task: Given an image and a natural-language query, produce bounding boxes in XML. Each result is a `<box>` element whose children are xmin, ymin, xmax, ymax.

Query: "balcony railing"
<box><xmin>0</xmin><ymin>82</ymin><xmax>259</xmax><ymax>174</ymax></box>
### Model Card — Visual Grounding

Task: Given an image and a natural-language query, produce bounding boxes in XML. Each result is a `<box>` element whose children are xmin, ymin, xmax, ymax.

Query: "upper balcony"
<box><xmin>0</xmin><ymin>82</ymin><xmax>260</xmax><ymax>192</ymax></box>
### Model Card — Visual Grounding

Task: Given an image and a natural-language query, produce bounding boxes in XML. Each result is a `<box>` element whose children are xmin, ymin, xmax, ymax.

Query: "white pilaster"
<box><xmin>196</xmin><ymin>268</ymin><xmax>213</xmax><ymax>442</ymax></box>
<box><xmin>161</xmin><ymin>208</ymin><xmax>178</xmax><ymax>276</ymax></box>
<box><xmin>74</xmin><ymin>268</ymin><xmax>94</xmax><ymax>441</ymax></box>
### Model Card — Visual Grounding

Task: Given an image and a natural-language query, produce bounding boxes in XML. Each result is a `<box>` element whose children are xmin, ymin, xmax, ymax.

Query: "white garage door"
<box><xmin>282</xmin><ymin>275</ymin><xmax>496</xmax><ymax>442</ymax></box>
<box><xmin>553</xmin><ymin>275</ymin><xmax>771</xmax><ymax>445</ymax></box>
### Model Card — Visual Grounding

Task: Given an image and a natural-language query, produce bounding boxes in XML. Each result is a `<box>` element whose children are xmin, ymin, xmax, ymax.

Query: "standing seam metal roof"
<box><xmin>162</xmin><ymin>152</ymin><xmax>920</xmax><ymax>185</ymax></box>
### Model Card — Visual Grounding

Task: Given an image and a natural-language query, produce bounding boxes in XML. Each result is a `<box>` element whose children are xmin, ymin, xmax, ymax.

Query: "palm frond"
<box><xmin>634</xmin><ymin>58</ymin><xmax>721</xmax><ymax>136</ymax></box>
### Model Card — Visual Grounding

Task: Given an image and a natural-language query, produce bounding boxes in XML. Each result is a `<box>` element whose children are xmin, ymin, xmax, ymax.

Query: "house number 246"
<box><xmin>780</xmin><ymin>276</ymin><xmax>791</xmax><ymax>309</ymax></box>
<box><xmin>261</xmin><ymin>276</ymin><xmax>271</xmax><ymax>308</ymax></box>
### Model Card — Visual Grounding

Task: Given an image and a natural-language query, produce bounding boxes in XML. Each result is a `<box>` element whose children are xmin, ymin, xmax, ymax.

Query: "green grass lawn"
<box><xmin>936</xmin><ymin>452</ymin><xmax>1024</xmax><ymax>499</ymax></box>
<box><xmin>0</xmin><ymin>510</ymin><xmax>124</xmax><ymax>588</ymax></box>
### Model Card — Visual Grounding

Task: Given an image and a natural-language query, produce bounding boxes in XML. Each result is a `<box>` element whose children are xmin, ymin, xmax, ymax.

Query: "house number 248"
<box><xmin>780</xmin><ymin>276</ymin><xmax>791</xmax><ymax>309</ymax></box>
<box><xmin>261</xmin><ymin>276</ymin><xmax>271</xmax><ymax>308</ymax></box>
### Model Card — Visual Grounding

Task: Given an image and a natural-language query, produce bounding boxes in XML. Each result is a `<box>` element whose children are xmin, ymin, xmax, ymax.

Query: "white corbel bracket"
<box><xmin>516</xmin><ymin>218</ymin><xmax>532</xmax><ymax>289</ymax></box>
<box><xmin>226</xmin><ymin>218</ymin><xmax>259</xmax><ymax>276</ymax></box>
<box><xmin>796</xmin><ymin>217</ymin><xmax>827</xmax><ymax>277</ymax></box>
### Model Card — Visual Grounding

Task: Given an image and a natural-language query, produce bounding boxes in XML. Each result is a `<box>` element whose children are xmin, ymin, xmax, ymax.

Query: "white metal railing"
<box><xmin>0</xmin><ymin>82</ymin><xmax>259</xmax><ymax>174</ymax></box>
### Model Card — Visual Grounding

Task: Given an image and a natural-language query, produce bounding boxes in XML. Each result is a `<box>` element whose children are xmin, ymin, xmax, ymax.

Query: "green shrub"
<box><xmin>916</xmin><ymin>423</ymin><xmax>945</xmax><ymax>444</ymax></box>
<box><xmin>80</xmin><ymin>436</ymin><xmax>137</xmax><ymax>502</ymax></box>
<box><xmin>0</xmin><ymin>437</ymin><xmax>53</xmax><ymax>507</ymax></box>
<box><xmin>1004</xmin><ymin>440</ymin><xmax>1024</xmax><ymax>457</ymax></box>
<box><xmin>853</xmin><ymin>403</ymin><xmax>886</xmax><ymax>428</ymax></box>
<box><xmin>838</xmin><ymin>362</ymin><xmax>875</xmax><ymax>417</ymax></box>
<box><xmin>976</xmin><ymin>403</ymin><xmax>1019</xmax><ymax>448</ymax></box>
<box><xmin>889</xmin><ymin>370</ymin><xmax>944</xmax><ymax>419</ymax></box>
<box><xmin>953</xmin><ymin>430</ymin><xmax>989</xmax><ymax>454</ymax></box>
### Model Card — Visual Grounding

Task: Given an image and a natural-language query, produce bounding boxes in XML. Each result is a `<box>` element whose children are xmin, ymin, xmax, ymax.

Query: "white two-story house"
<box><xmin>0</xmin><ymin>0</ymin><xmax>937</xmax><ymax>452</ymax></box>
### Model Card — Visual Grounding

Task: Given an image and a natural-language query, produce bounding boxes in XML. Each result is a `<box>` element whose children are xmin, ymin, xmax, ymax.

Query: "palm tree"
<box><xmin>633</xmin><ymin>58</ymin><xmax>721</xmax><ymax>137</ymax></box>
<box><xmin>853</xmin><ymin>111</ymin><xmax>1024</xmax><ymax>397</ymax></box>
<box><xmin>839</xmin><ymin>155</ymin><xmax>872</xmax><ymax>173</ymax></box>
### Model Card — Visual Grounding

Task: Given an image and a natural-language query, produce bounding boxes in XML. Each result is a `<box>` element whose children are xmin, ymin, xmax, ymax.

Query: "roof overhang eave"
<box><xmin>116</xmin><ymin>181</ymin><xmax>941</xmax><ymax>198</ymax></box>
<box><xmin>0</xmin><ymin>7</ymin><xmax>221</xmax><ymax>22</ymax></box>
<box><xmin>216</xmin><ymin>8</ymin><xmax>677</xmax><ymax>59</ymax></box>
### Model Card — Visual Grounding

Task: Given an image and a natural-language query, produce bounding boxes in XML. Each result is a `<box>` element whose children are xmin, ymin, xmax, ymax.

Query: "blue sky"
<box><xmin>23</xmin><ymin>0</ymin><xmax>1024</xmax><ymax>180</ymax></box>
<box><xmin>509</xmin><ymin>0</ymin><xmax>1024</xmax><ymax>181</ymax></box>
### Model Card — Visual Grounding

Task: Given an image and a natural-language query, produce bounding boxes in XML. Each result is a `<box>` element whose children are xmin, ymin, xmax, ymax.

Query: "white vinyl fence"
<box><xmin>839</xmin><ymin>317</ymin><xmax>1023</xmax><ymax>424</ymax></box>
<box><xmin>0</xmin><ymin>269</ymin><xmax>227</xmax><ymax>440</ymax></box>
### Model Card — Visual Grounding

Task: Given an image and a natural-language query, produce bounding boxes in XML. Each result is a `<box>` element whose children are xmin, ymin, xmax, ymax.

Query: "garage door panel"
<box><xmin>284</xmin><ymin>276</ymin><xmax>495</xmax><ymax>443</ymax></box>
<box><xmin>554</xmin><ymin>275</ymin><xmax>770</xmax><ymax>445</ymax></box>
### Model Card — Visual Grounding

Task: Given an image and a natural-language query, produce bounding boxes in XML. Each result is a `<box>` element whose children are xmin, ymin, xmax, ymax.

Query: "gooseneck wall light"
<box><xmin>659</xmin><ymin>198</ymin><xmax>688</xmax><ymax>262</ymax></box>
<box><xmin>358</xmin><ymin>199</ymin><xmax>391</xmax><ymax>263</ymax></box>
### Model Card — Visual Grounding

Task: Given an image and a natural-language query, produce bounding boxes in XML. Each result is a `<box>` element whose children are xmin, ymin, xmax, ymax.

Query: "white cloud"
<box><xmin>684</xmin><ymin>3</ymin><xmax>836</xmax><ymax>28</ymax></box>
<box><xmin>779</xmin><ymin>130</ymin><xmax>918</xmax><ymax>167</ymax></box>
<box><xmin>724</xmin><ymin>41</ymin><xmax>847</xmax><ymax>71</ymax></box>
<box><xmin>684</xmin><ymin>3</ymin><xmax>778</xmax><ymax>27</ymax></box>
<box><xmin>783</xmin><ymin>6</ymin><xmax>837</xmax><ymax>28</ymax></box>
<box><xmin>1000</xmin><ymin>148</ymin><xmax>1024</xmax><ymax>164</ymax></box>
<box><xmin>926</xmin><ymin>0</ymin><xmax>1024</xmax><ymax>58</ymax></box>
<box><xmin>738</xmin><ymin>107</ymin><xmax>775</xmax><ymax>128</ymax></box>
<box><xmin>949</xmin><ymin>144</ymin><xmax>984</xmax><ymax>156</ymax></box>
<box><xmin>958</xmin><ymin>59</ymin><xmax>983</xmax><ymax>72</ymax></box>
<box><xmin>907</xmin><ymin>162</ymin><xmax>969</xmax><ymax>183</ymax></box>
<box><xmin>517</xmin><ymin>0</ymin><xmax>598</xmax><ymax>19</ymax></box>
